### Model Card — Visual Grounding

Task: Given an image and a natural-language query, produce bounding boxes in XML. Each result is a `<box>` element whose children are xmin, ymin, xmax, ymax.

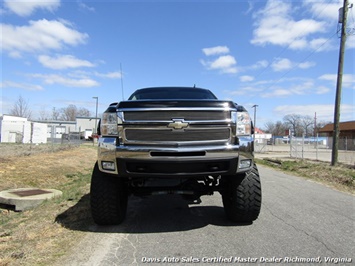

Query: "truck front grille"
<box><xmin>124</xmin><ymin>128</ymin><xmax>230</xmax><ymax>143</ymax></box>
<box><xmin>121</xmin><ymin>110</ymin><xmax>233</xmax><ymax>145</ymax></box>
<box><xmin>124</xmin><ymin>111</ymin><xmax>230</xmax><ymax>121</ymax></box>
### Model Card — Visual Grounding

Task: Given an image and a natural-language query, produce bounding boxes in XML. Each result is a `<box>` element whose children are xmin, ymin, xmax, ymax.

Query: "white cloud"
<box><xmin>315</xmin><ymin>86</ymin><xmax>331</xmax><ymax>94</ymax></box>
<box><xmin>319</xmin><ymin>74</ymin><xmax>355</xmax><ymax>88</ymax></box>
<box><xmin>210</xmin><ymin>55</ymin><xmax>236</xmax><ymax>69</ymax></box>
<box><xmin>38</xmin><ymin>55</ymin><xmax>95</xmax><ymax>69</ymax></box>
<box><xmin>346</xmin><ymin>36</ymin><xmax>355</xmax><ymax>49</ymax></box>
<box><xmin>245</xmin><ymin>1</ymin><xmax>254</xmax><ymax>15</ymax></box>
<box><xmin>226</xmin><ymin>76</ymin><xmax>332</xmax><ymax>100</ymax></box>
<box><xmin>201</xmin><ymin>45</ymin><xmax>239</xmax><ymax>74</ymax></box>
<box><xmin>240</xmin><ymin>75</ymin><xmax>255</xmax><ymax>82</ymax></box>
<box><xmin>303</xmin><ymin>0</ymin><xmax>343</xmax><ymax>21</ymax></box>
<box><xmin>1</xmin><ymin>81</ymin><xmax>43</xmax><ymax>91</ymax></box>
<box><xmin>319</xmin><ymin>74</ymin><xmax>336</xmax><ymax>82</ymax></box>
<box><xmin>251</xmin><ymin>0</ymin><xmax>327</xmax><ymax>50</ymax></box>
<box><xmin>228</xmin><ymin>86</ymin><xmax>263</xmax><ymax>96</ymax></box>
<box><xmin>262</xmin><ymin>88</ymin><xmax>292</xmax><ymax>98</ymax></box>
<box><xmin>274</xmin><ymin>104</ymin><xmax>354</xmax><ymax>121</ymax></box>
<box><xmin>235</xmin><ymin>60</ymin><xmax>269</xmax><ymax>73</ymax></box>
<box><xmin>271</xmin><ymin>58</ymin><xmax>293</xmax><ymax>72</ymax></box>
<box><xmin>1</xmin><ymin>19</ymin><xmax>88</xmax><ymax>57</ymax></box>
<box><xmin>30</xmin><ymin>73</ymin><xmax>99</xmax><ymax>87</ymax></box>
<box><xmin>67</xmin><ymin>70</ymin><xmax>122</xmax><ymax>80</ymax></box>
<box><xmin>309</xmin><ymin>38</ymin><xmax>334</xmax><ymax>51</ymax></box>
<box><xmin>95</xmin><ymin>71</ymin><xmax>122</xmax><ymax>79</ymax></box>
<box><xmin>261</xmin><ymin>79</ymin><xmax>330</xmax><ymax>98</ymax></box>
<box><xmin>78</xmin><ymin>2</ymin><xmax>95</xmax><ymax>12</ymax></box>
<box><xmin>250</xmin><ymin>60</ymin><xmax>268</xmax><ymax>69</ymax></box>
<box><xmin>271</xmin><ymin>58</ymin><xmax>316</xmax><ymax>72</ymax></box>
<box><xmin>202</xmin><ymin>46</ymin><xmax>230</xmax><ymax>56</ymax></box>
<box><xmin>4</xmin><ymin>0</ymin><xmax>60</xmax><ymax>17</ymax></box>
<box><xmin>201</xmin><ymin>55</ymin><xmax>237</xmax><ymax>74</ymax></box>
<box><xmin>298</xmin><ymin>61</ymin><xmax>316</xmax><ymax>69</ymax></box>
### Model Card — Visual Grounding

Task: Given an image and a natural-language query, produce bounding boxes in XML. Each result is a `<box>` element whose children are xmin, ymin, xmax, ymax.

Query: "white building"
<box><xmin>75</xmin><ymin>116</ymin><xmax>99</xmax><ymax>139</ymax></box>
<box><xmin>0</xmin><ymin>115</ymin><xmax>47</xmax><ymax>144</ymax></box>
<box><xmin>39</xmin><ymin>120</ymin><xmax>76</xmax><ymax>141</ymax></box>
<box><xmin>254</xmin><ymin>127</ymin><xmax>272</xmax><ymax>144</ymax></box>
<box><xmin>34</xmin><ymin>116</ymin><xmax>98</xmax><ymax>141</ymax></box>
<box><xmin>1</xmin><ymin>115</ymin><xmax>99</xmax><ymax>143</ymax></box>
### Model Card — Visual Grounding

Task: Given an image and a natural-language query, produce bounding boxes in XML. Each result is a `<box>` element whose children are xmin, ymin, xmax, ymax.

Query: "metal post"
<box><xmin>332</xmin><ymin>0</ymin><xmax>349</xmax><ymax>166</ymax></box>
<box><xmin>316</xmin><ymin>133</ymin><xmax>319</xmax><ymax>161</ymax></box>
<box><xmin>302</xmin><ymin>133</ymin><xmax>305</xmax><ymax>160</ymax></box>
<box><xmin>290</xmin><ymin>133</ymin><xmax>292</xmax><ymax>158</ymax></box>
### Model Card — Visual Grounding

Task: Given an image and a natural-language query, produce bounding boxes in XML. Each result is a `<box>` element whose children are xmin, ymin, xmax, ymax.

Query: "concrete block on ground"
<box><xmin>0</xmin><ymin>188</ymin><xmax>62</xmax><ymax>211</ymax></box>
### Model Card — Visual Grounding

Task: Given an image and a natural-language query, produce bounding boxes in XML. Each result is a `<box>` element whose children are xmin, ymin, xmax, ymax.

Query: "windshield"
<box><xmin>128</xmin><ymin>87</ymin><xmax>217</xmax><ymax>100</ymax></box>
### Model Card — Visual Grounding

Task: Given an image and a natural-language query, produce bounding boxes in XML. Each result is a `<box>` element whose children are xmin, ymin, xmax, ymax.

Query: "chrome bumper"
<box><xmin>97</xmin><ymin>137</ymin><xmax>254</xmax><ymax>176</ymax></box>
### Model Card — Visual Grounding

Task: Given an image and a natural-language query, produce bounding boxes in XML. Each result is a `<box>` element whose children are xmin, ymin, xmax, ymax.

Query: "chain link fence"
<box><xmin>255</xmin><ymin>136</ymin><xmax>355</xmax><ymax>165</ymax></box>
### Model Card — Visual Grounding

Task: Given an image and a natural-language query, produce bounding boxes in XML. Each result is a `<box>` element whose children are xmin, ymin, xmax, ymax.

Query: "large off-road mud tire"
<box><xmin>222</xmin><ymin>164</ymin><xmax>261</xmax><ymax>223</ymax></box>
<box><xmin>90</xmin><ymin>162</ymin><xmax>128</xmax><ymax>225</ymax></box>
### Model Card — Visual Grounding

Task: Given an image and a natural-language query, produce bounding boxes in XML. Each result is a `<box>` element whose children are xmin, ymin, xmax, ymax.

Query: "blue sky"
<box><xmin>1</xmin><ymin>0</ymin><xmax>354</xmax><ymax>128</ymax></box>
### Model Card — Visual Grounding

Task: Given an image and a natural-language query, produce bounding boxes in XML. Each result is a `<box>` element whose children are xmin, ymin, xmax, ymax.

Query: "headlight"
<box><xmin>101</xmin><ymin>112</ymin><xmax>119</xmax><ymax>136</ymax></box>
<box><xmin>237</xmin><ymin>111</ymin><xmax>252</xmax><ymax>135</ymax></box>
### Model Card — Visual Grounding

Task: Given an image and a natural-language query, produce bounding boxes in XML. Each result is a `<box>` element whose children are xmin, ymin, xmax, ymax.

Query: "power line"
<box><xmin>242</xmin><ymin>0</ymin><xmax>340</xmax><ymax>105</ymax></box>
<box><xmin>271</xmin><ymin>32</ymin><xmax>337</xmax><ymax>81</ymax></box>
<box><xmin>250</xmin><ymin>0</ymin><xmax>337</xmax><ymax>83</ymax></box>
<box><xmin>242</xmin><ymin>31</ymin><xmax>338</xmax><ymax>106</ymax></box>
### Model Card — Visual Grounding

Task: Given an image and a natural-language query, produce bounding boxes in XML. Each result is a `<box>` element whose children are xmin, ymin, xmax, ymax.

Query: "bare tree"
<box><xmin>9</xmin><ymin>95</ymin><xmax>32</xmax><ymax>119</ymax></box>
<box><xmin>38</xmin><ymin>107</ymin><xmax>50</xmax><ymax>120</ymax></box>
<box><xmin>283</xmin><ymin>114</ymin><xmax>302</xmax><ymax>136</ymax></box>
<box><xmin>265</xmin><ymin>115</ymin><xmax>332</xmax><ymax>138</ymax></box>
<box><xmin>52</xmin><ymin>107</ymin><xmax>60</xmax><ymax>120</ymax></box>
<box><xmin>77</xmin><ymin>107</ymin><xmax>91</xmax><ymax>117</ymax></box>
<box><xmin>274</xmin><ymin>121</ymin><xmax>288</xmax><ymax>136</ymax></box>
<box><xmin>300</xmin><ymin>115</ymin><xmax>314</xmax><ymax>137</ymax></box>
<box><xmin>59</xmin><ymin>105</ymin><xmax>91</xmax><ymax>121</ymax></box>
<box><xmin>60</xmin><ymin>104</ymin><xmax>77</xmax><ymax>121</ymax></box>
<box><xmin>315</xmin><ymin>120</ymin><xmax>332</xmax><ymax>134</ymax></box>
<box><xmin>264</xmin><ymin>120</ymin><xmax>288</xmax><ymax>136</ymax></box>
<box><xmin>263</xmin><ymin>121</ymin><xmax>275</xmax><ymax>134</ymax></box>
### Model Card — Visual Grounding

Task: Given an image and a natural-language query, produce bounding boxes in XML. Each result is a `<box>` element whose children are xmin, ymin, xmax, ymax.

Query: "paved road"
<box><xmin>61</xmin><ymin>165</ymin><xmax>354</xmax><ymax>265</ymax></box>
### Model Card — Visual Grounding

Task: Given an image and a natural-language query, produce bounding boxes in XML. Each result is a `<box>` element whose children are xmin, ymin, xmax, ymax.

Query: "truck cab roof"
<box><xmin>128</xmin><ymin>87</ymin><xmax>218</xmax><ymax>100</ymax></box>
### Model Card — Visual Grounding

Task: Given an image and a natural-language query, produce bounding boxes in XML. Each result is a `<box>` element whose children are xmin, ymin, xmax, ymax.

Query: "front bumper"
<box><xmin>97</xmin><ymin>137</ymin><xmax>253</xmax><ymax>177</ymax></box>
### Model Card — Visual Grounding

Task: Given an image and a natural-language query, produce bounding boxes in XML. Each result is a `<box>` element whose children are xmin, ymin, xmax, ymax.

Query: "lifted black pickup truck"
<box><xmin>90</xmin><ymin>87</ymin><xmax>261</xmax><ymax>225</ymax></box>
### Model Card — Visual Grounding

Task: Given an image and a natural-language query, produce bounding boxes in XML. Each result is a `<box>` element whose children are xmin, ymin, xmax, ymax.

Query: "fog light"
<box><xmin>239</xmin><ymin>159</ymin><xmax>252</xmax><ymax>169</ymax></box>
<box><xmin>102</xmin><ymin>161</ymin><xmax>116</xmax><ymax>171</ymax></box>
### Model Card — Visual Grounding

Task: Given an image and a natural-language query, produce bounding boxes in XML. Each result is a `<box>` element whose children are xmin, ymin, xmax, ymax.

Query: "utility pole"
<box><xmin>331</xmin><ymin>0</ymin><xmax>349</xmax><ymax>166</ymax></box>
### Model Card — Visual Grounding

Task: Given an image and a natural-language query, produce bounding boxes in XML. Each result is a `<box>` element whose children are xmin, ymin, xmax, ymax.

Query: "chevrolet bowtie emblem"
<box><xmin>168</xmin><ymin>119</ymin><xmax>189</xmax><ymax>130</ymax></box>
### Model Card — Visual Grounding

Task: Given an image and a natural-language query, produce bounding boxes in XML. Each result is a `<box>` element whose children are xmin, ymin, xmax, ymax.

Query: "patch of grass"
<box><xmin>60</xmin><ymin>173</ymin><xmax>91</xmax><ymax>201</ymax></box>
<box><xmin>256</xmin><ymin>158</ymin><xmax>355</xmax><ymax>194</ymax></box>
<box><xmin>0</xmin><ymin>145</ymin><xmax>96</xmax><ymax>266</ymax></box>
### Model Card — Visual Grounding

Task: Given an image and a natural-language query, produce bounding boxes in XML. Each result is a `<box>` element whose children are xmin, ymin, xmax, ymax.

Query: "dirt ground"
<box><xmin>0</xmin><ymin>143</ymin><xmax>96</xmax><ymax>190</ymax></box>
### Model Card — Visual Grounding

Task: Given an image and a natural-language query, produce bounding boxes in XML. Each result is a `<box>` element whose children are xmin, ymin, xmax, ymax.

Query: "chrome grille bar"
<box><xmin>124</xmin><ymin>111</ymin><xmax>230</xmax><ymax>121</ymax></box>
<box><xmin>124</xmin><ymin>128</ymin><xmax>230</xmax><ymax>142</ymax></box>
